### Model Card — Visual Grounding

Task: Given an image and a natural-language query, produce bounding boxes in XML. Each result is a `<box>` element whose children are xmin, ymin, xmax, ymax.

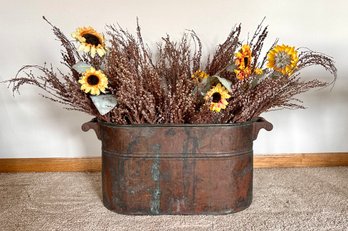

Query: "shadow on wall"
<box><xmin>42</xmin><ymin>100</ymin><xmax>101</xmax><ymax>157</ymax></box>
<box><xmin>255</xmin><ymin>87</ymin><xmax>348</xmax><ymax>154</ymax></box>
<box><xmin>0</xmin><ymin>85</ymin><xmax>100</xmax><ymax>158</ymax></box>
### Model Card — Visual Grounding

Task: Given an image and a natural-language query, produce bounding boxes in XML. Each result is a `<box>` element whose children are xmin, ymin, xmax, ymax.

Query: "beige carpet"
<box><xmin>0</xmin><ymin>167</ymin><xmax>347</xmax><ymax>231</ymax></box>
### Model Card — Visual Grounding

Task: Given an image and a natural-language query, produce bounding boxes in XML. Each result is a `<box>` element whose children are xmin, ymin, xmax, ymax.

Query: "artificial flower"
<box><xmin>235</xmin><ymin>44</ymin><xmax>252</xmax><ymax>70</ymax></box>
<box><xmin>192</xmin><ymin>70</ymin><xmax>209</xmax><ymax>80</ymax></box>
<box><xmin>79</xmin><ymin>67</ymin><xmax>108</xmax><ymax>95</ymax></box>
<box><xmin>267</xmin><ymin>44</ymin><xmax>298</xmax><ymax>75</ymax></box>
<box><xmin>234</xmin><ymin>68</ymin><xmax>252</xmax><ymax>80</ymax></box>
<box><xmin>72</xmin><ymin>27</ymin><xmax>106</xmax><ymax>58</ymax></box>
<box><xmin>254</xmin><ymin>68</ymin><xmax>263</xmax><ymax>75</ymax></box>
<box><xmin>204</xmin><ymin>83</ymin><xmax>231</xmax><ymax>112</ymax></box>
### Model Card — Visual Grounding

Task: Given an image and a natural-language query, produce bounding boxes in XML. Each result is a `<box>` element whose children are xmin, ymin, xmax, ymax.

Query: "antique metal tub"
<box><xmin>82</xmin><ymin>117</ymin><xmax>272</xmax><ymax>215</ymax></box>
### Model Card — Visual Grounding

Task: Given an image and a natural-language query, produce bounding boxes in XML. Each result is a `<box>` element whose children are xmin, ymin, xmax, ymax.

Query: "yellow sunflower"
<box><xmin>235</xmin><ymin>44</ymin><xmax>252</xmax><ymax>70</ymax></box>
<box><xmin>234</xmin><ymin>68</ymin><xmax>252</xmax><ymax>80</ymax></box>
<box><xmin>204</xmin><ymin>83</ymin><xmax>231</xmax><ymax>112</ymax></box>
<box><xmin>192</xmin><ymin>70</ymin><xmax>209</xmax><ymax>80</ymax></box>
<box><xmin>72</xmin><ymin>27</ymin><xmax>106</xmax><ymax>58</ymax></box>
<box><xmin>267</xmin><ymin>44</ymin><xmax>298</xmax><ymax>75</ymax></box>
<box><xmin>254</xmin><ymin>68</ymin><xmax>263</xmax><ymax>75</ymax></box>
<box><xmin>78</xmin><ymin>67</ymin><xmax>108</xmax><ymax>95</ymax></box>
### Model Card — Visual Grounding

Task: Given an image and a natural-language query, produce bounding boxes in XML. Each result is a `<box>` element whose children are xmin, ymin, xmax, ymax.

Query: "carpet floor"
<box><xmin>0</xmin><ymin>167</ymin><xmax>347</xmax><ymax>231</ymax></box>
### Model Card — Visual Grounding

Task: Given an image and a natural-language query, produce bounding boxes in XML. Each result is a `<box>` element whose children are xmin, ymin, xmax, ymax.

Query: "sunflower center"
<box><xmin>87</xmin><ymin>75</ymin><xmax>100</xmax><ymax>86</ymax></box>
<box><xmin>82</xmin><ymin>33</ymin><xmax>101</xmax><ymax>46</ymax></box>
<box><xmin>274</xmin><ymin>51</ymin><xmax>291</xmax><ymax>69</ymax></box>
<box><xmin>244</xmin><ymin>57</ymin><xmax>249</xmax><ymax>66</ymax></box>
<box><xmin>212</xmin><ymin>92</ymin><xmax>222</xmax><ymax>103</ymax></box>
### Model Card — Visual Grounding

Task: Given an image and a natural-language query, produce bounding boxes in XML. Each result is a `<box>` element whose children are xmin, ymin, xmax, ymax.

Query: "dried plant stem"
<box><xmin>3</xmin><ymin>19</ymin><xmax>337</xmax><ymax>124</ymax></box>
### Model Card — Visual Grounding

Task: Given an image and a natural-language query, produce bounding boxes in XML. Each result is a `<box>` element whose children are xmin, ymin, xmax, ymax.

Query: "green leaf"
<box><xmin>72</xmin><ymin>62</ymin><xmax>92</xmax><ymax>74</ymax></box>
<box><xmin>250</xmin><ymin>75</ymin><xmax>262</xmax><ymax>89</ymax></box>
<box><xmin>90</xmin><ymin>94</ymin><xmax>117</xmax><ymax>115</ymax></box>
<box><xmin>226</xmin><ymin>64</ymin><xmax>236</xmax><ymax>73</ymax></box>
<box><xmin>213</xmin><ymin>75</ymin><xmax>233</xmax><ymax>92</ymax></box>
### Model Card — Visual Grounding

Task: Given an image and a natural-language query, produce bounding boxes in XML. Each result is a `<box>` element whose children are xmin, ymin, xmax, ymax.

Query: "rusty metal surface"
<box><xmin>82</xmin><ymin>118</ymin><xmax>272</xmax><ymax>215</ymax></box>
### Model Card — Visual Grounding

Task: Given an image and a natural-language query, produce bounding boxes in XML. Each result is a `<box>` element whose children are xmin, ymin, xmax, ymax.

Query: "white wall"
<box><xmin>1</xmin><ymin>0</ymin><xmax>347</xmax><ymax>158</ymax></box>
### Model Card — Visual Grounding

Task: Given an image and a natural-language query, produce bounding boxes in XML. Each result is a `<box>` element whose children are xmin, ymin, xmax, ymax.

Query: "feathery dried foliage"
<box><xmin>5</xmin><ymin>18</ymin><xmax>337</xmax><ymax>124</ymax></box>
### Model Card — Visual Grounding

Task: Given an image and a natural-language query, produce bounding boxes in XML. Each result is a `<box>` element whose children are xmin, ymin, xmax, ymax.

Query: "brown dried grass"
<box><xmin>4</xmin><ymin>18</ymin><xmax>337</xmax><ymax>124</ymax></box>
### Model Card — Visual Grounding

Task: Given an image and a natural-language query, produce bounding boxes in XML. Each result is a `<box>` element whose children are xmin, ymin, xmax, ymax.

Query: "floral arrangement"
<box><xmin>7</xmin><ymin>17</ymin><xmax>337</xmax><ymax>124</ymax></box>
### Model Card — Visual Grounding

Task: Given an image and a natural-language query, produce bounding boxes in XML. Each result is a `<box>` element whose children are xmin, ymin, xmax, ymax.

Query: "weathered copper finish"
<box><xmin>82</xmin><ymin>117</ymin><xmax>272</xmax><ymax>215</ymax></box>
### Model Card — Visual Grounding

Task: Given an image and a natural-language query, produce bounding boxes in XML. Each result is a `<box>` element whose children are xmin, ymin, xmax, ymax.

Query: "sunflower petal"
<box><xmin>90</xmin><ymin>47</ymin><xmax>96</xmax><ymax>58</ymax></box>
<box><xmin>97</xmin><ymin>48</ymin><xmax>106</xmax><ymax>57</ymax></box>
